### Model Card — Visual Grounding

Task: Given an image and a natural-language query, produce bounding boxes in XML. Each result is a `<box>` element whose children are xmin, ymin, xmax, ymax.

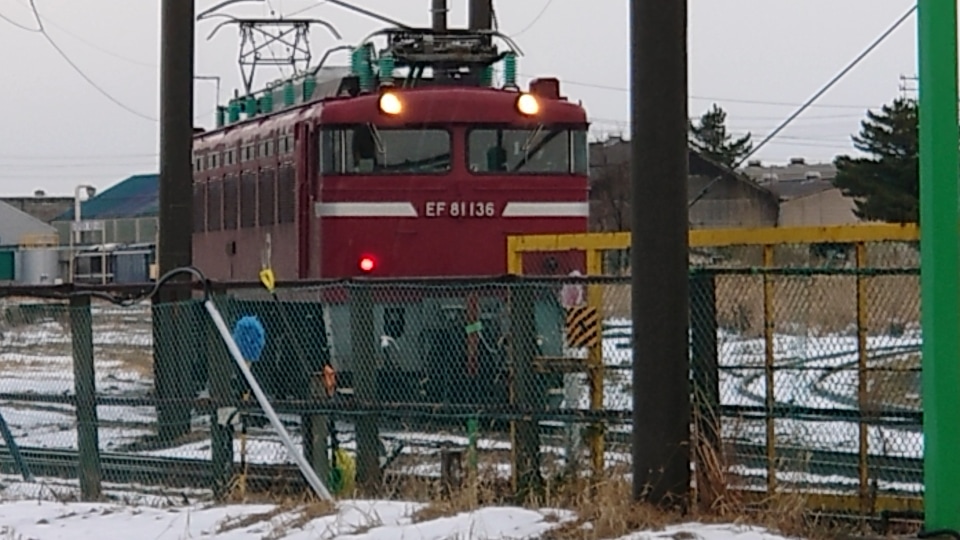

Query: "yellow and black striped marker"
<box><xmin>565</xmin><ymin>306</ymin><xmax>600</xmax><ymax>349</ymax></box>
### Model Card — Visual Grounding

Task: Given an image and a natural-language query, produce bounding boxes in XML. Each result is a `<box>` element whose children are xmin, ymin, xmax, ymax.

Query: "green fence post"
<box><xmin>918</xmin><ymin>0</ymin><xmax>960</xmax><ymax>528</ymax></box>
<box><xmin>510</xmin><ymin>282</ymin><xmax>543</xmax><ymax>504</ymax></box>
<box><xmin>70</xmin><ymin>294</ymin><xmax>102</xmax><ymax>501</ymax></box>
<box><xmin>350</xmin><ymin>281</ymin><xmax>381</xmax><ymax>495</ymax></box>
<box><xmin>153</xmin><ymin>284</ymin><xmax>193</xmax><ymax>443</ymax></box>
<box><xmin>690</xmin><ymin>269</ymin><xmax>721</xmax><ymax>510</ymax></box>
<box><xmin>208</xmin><ymin>287</ymin><xmax>234</xmax><ymax>501</ymax></box>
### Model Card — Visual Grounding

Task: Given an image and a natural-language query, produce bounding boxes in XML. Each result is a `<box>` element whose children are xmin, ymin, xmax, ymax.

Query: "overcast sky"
<box><xmin>0</xmin><ymin>0</ymin><xmax>918</xmax><ymax>196</ymax></box>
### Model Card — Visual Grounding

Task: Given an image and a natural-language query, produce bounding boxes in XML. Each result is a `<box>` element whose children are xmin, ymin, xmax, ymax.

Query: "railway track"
<box><xmin>0</xmin><ymin>437</ymin><xmax>922</xmax><ymax>498</ymax></box>
<box><xmin>0</xmin><ymin>446</ymin><xmax>301</xmax><ymax>491</ymax></box>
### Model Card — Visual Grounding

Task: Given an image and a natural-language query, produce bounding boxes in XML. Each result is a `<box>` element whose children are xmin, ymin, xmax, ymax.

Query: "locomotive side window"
<box><xmin>207</xmin><ymin>179</ymin><xmax>223</xmax><ymax>231</ymax></box>
<box><xmin>258</xmin><ymin>168</ymin><xmax>276</xmax><ymax>227</ymax></box>
<box><xmin>193</xmin><ymin>182</ymin><xmax>206</xmax><ymax>233</ymax></box>
<box><xmin>240</xmin><ymin>171</ymin><xmax>257</xmax><ymax>228</ymax></box>
<box><xmin>320</xmin><ymin>126</ymin><xmax>451</xmax><ymax>174</ymax></box>
<box><xmin>467</xmin><ymin>127</ymin><xmax>588</xmax><ymax>174</ymax></box>
<box><xmin>277</xmin><ymin>165</ymin><xmax>296</xmax><ymax>224</ymax></box>
<box><xmin>223</xmin><ymin>175</ymin><xmax>239</xmax><ymax>230</ymax></box>
<box><xmin>571</xmin><ymin>130</ymin><xmax>589</xmax><ymax>175</ymax></box>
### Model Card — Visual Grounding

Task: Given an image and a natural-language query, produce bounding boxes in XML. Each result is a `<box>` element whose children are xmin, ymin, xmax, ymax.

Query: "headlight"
<box><xmin>379</xmin><ymin>92</ymin><xmax>402</xmax><ymax>115</ymax></box>
<box><xmin>516</xmin><ymin>93</ymin><xmax>540</xmax><ymax>115</ymax></box>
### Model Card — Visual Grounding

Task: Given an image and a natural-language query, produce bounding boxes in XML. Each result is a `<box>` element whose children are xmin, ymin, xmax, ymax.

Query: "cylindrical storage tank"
<box><xmin>19</xmin><ymin>248</ymin><xmax>59</xmax><ymax>285</ymax></box>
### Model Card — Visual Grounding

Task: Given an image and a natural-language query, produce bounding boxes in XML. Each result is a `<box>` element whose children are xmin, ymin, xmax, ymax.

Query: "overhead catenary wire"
<box><xmin>509</xmin><ymin>0</ymin><xmax>553</xmax><ymax>37</ymax></box>
<box><xmin>0</xmin><ymin>7</ymin><xmax>38</xmax><ymax>32</ymax></box>
<box><xmin>688</xmin><ymin>3</ymin><xmax>918</xmax><ymax>209</ymax></box>
<box><xmin>26</xmin><ymin>0</ymin><xmax>156</xmax><ymax>122</ymax></box>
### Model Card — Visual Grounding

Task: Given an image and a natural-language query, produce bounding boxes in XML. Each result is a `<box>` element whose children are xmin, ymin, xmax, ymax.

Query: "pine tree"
<box><xmin>688</xmin><ymin>103</ymin><xmax>753</xmax><ymax>168</ymax></box>
<box><xmin>832</xmin><ymin>97</ymin><xmax>918</xmax><ymax>223</ymax></box>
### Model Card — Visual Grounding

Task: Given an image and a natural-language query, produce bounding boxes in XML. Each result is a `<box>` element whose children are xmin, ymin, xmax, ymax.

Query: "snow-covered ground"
<box><xmin>0</xmin><ymin>496</ymin><xmax>800</xmax><ymax>539</ymax></box>
<box><xmin>0</xmin><ymin>301</ymin><xmax>925</xmax><ymax>497</ymax></box>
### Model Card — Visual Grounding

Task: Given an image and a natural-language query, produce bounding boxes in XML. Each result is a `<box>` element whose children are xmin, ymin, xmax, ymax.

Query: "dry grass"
<box><xmin>602</xmin><ymin>275</ymin><xmax>919</xmax><ymax>337</ymax></box>
<box><xmin>97</xmin><ymin>344</ymin><xmax>155</xmax><ymax>378</ymax></box>
<box><xmin>214</xmin><ymin>488</ymin><xmax>337</xmax><ymax>539</ymax></box>
<box><xmin>388</xmin><ymin>437</ymin><xmax>863</xmax><ymax>540</ymax></box>
<box><xmin>866</xmin><ymin>354</ymin><xmax>920</xmax><ymax>410</ymax></box>
<box><xmin>214</xmin><ymin>500</ymin><xmax>337</xmax><ymax>539</ymax></box>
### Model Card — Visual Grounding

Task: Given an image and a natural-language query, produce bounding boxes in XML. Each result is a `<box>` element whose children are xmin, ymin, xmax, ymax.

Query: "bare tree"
<box><xmin>588</xmin><ymin>143</ymin><xmax>631</xmax><ymax>273</ymax></box>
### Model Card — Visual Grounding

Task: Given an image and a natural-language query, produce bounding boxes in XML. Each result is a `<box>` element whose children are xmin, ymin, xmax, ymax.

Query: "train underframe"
<box><xmin>200</xmin><ymin>285</ymin><xmax>569</xmax><ymax>412</ymax></box>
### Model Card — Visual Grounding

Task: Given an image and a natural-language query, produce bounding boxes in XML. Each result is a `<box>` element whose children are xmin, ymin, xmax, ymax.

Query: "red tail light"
<box><xmin>359</xmin><ymin>256</ymin><xmax>376</xmax><ymax>273</ymax></box>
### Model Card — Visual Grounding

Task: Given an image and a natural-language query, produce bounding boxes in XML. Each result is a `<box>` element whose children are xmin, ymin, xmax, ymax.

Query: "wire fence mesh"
<box><xmin>0</xmin><ymin>234</ymin><xmax>924</xmax><ymax>515</ymax></box>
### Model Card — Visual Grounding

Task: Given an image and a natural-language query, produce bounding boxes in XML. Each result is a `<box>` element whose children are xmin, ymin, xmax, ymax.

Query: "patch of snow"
<box><xmin>0</xmin><ymin>497</ymin><xmax>799</xmax><ymax>540</ymax></box>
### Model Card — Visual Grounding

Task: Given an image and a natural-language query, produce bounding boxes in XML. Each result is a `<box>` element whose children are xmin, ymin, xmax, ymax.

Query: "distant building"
<box><xmin>589</xmin><ymin>137</ymin><xmax>780</xmax><ymax>232</ymax></box>
<box><xmin>51</xmin><ymin>174</ymin><xmax>158</xmax><ymax>283</ymax></box>
<box><xmin>0</xmin><ymin>200</ymin><xmax>59</xmax><ymax>283</ymax></box>
<box><xmin>742</xmin><ymin>158</ymin><xmax>861</xmax><ymax>227</ymax></box>
<box><xmin>51</xmin><ymin>174</ymin><xmax>159</xmax><ymax>246</ymax></box>
<box><xmin>1</xmin><ymin>190</ymin><xmax>73</xmax><ymax>224</ymax></box>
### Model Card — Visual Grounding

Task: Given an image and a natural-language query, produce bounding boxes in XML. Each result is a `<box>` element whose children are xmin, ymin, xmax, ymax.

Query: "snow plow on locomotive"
<box><xmin>190</xmin><ymin>26</ymin><xmax>590</xmax><ymax>409</ymax></box>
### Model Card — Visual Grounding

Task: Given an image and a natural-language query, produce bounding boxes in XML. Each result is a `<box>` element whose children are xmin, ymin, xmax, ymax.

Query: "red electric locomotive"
<box><xmin>191</xmin><ymin>28</ymin><xmax>589</xmax><ymax>281</ymax></box>
<box><xmin>190</xmin><ymin>28</ymin><xmax>589</xmax><ymax>405</ymax></box>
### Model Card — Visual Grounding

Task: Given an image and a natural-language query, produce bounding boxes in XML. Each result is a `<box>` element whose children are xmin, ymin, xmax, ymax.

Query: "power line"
<box><xmin>40</xmin><ymin>14</ymin><xmax>155</xmax><ymax>69</ymax></box>
<box><xmin>554</xmin><ymin>76</ymin><xmax>887</xmax><ymax>110</ymax></box>
<box><xmin>0</xmin><ymin>7</ymin><xmax>38</xmax><ymax>32</ymax></box>
<box><xmin>510</xmin><ymin>0</ymin><xmax>553</xmax><ymax>37</ymax></box>
<box><xmin>688</xmin><ymin>3</ymin><xmax>917</xmax><ymax>208</ymax></box>
<box><xmin>26</xmin><ymin>0</ymin><xmax>156</xmax><ymax>122</ymax></box>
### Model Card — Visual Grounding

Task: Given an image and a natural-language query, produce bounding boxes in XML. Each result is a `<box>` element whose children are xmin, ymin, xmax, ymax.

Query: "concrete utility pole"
<box><xmin>432</xmin><ymin>0</ymin><xmax>447</xmax><ymax>30</ymax></box>
<box><xmin>155</xmin><ymin>0</ymin><xmax>196</xmax><ymax>442</ymax></box>
<box><xmin>159</xmin><ymin>1</ymin><xmax>194</xmax><ymax>274</ymax></box>
<box><xmin>630</xmin><ymin>0</ymin><xmax>691</xmax><ymax>505</ymax></box>
<box><xmin>468</xmin><ymin>0</ymin><xmax>492</xmax><ymax>31</ymax></box>
<box><xmin>468</xmin><ymin>0</ymin><xmax>492</xmax><ymax>83</ymax></box>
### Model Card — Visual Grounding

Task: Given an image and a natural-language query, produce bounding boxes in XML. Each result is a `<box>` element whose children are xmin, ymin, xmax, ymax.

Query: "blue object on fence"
<box><xmin>232</xmin><ymin>315</ymin><xmax>266</xmax><ymax>362</ymax></box>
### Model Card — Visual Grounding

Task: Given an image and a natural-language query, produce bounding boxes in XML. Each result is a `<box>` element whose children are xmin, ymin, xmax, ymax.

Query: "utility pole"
<box><xmin>155</xmin><ymin>0</ymin><xmax>196</xmax><ymax>443</ymax></box>
<box><xmin>468</xmin><ymin>0</ymin><xmax>492</xmax><ymax>83</ymax></box>
<box><xmin>468</xmin><ymin>0</ymin><xmax>492</xmax><ymax>31</ymax></box>
<box><xmin>630</xmin><ymin>0</ymin><xmax>691</xmax><ymax>506</ymax></box>
<box><xmin>432</xmin><ymin>0</ymin><xmax>447</xmax><ymax>30</ymax></box>
<box><xmin>918</xmin><ymin>0</ymin><xmax>960</xmax><ymax>529</ymax></box>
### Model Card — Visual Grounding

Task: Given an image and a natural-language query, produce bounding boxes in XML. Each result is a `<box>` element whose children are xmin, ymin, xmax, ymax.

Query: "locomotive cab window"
<box><xmin>467</xmin><ymin>127</ymin><xmax>589</xmax><ymax>174</ymax></box>
<box><xmin>321</xmin><ymin>125</ymin><xmax>451</xmax><ymax>175</ymax></box>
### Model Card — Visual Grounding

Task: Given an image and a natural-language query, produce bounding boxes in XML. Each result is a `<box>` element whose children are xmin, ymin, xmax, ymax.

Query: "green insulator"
<box><xmin>504</xmin><ymin>52</ymin><xmax>517</xmax><ymax>87</ymax></box>
<box><xmin>358</xmin><ymin>43</ymin><xmax>375</xmax><ymax>92</ymax></box>
<box><xmin>260</xmin><ymin>91</ymin><xmax>273</xmax><ymax>113</ymax></box>
<box><xmin>480</xmin><ymin>65</ymin><xmax>494</xmax><ymax>87</ymax></box>
<box><xmin>283</xmin><ymin>81</ymin><xmax>296</xmax><ymax>106</ymax></box>
<box><xmin>245</xmin><ymin>95</ymin><xmax>258</xmax><ymax>118</ymax></box>
<box><xmin>350</xmin><ymin>46</ymin><xmax>363</xmax><ymax>75</ymax></box>
<box><xmin>228</xmin><ymin>99</ymin><xmax>241</xmax><ymax>123</ymax></box>
<box><xmin>303</xmin><ymin>75</ymin><xmax>317</xmax><ymax>101</ymax></box>
<box><xmin>215</xmin><ymin>106</ymin><xmax>226</xmax><ymax>128</ymax></box>
<box><xmin>378</xmin><ymin>53</ymin><xmax>395</xmax><ymax>84</ymax></box>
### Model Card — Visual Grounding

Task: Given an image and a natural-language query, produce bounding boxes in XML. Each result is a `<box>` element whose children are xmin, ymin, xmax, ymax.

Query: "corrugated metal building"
<box><xmin>0</xmin><ymin>201</ymin><xmax>59</xmax><ymax>282</ymax></box>
<box><xmin>51</xmin><ymin>174</ymin><xmax>158</xmax><ymax>283</ymax></box>
<box><xmin>51</xmin><ymin>174</ymin><xmax>159</xmax><ymax>246</ymax></box>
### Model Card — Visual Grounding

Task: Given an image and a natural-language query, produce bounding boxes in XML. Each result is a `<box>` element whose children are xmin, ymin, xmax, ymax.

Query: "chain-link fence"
<box><xmin>0</xmin><ymin>230</ymin><xmax>924</xmax><ymax>516</ymax></box>
<box><xmin>0</xmin><ymin>279</ymin><xmax>629</xmax><ymax>502</ymax></box>
<box><xmin>513</xmin><ymin>228</ymin><xmax>923</xmax><ymax>515</ymax></box>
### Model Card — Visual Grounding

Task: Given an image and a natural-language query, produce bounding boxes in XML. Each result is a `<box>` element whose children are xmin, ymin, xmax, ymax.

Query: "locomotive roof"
<box><xmin>193</xmin><ymin>83</ymin><xmax>587</xmax><ymax>147</ymax></box>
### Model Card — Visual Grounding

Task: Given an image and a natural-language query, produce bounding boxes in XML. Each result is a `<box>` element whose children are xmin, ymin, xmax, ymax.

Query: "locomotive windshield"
<box><xmin>468</xmin><ymin>127</ymin><xmax>589</xmax><ymax>175</ymax></box>
<box><xmin>321</xmin><ymin>125</ymin><xmax>451</xmax><ymax>174</ymax></box>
